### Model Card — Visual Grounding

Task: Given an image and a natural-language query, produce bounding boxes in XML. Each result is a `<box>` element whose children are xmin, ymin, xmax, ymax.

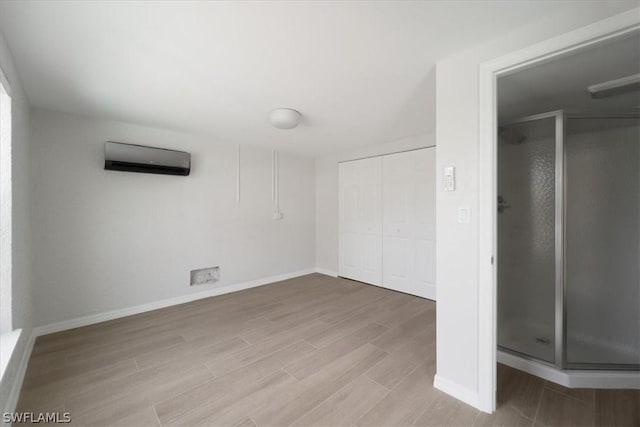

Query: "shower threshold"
<box><xmin>497</xmin><ymin>349</ymin><xmax>640</xmax><ymax>389</ymax></box>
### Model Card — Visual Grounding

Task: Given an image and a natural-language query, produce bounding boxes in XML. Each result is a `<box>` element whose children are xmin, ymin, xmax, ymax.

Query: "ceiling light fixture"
<box><xmin>269</xmin><ymin>108</ymin><xmax>301</xmax><ymax>129</ymax></box>
<box><xmin>588</xmin><ymin>73</ymin><xmax>640</xmax><ymax>99</ymax></box>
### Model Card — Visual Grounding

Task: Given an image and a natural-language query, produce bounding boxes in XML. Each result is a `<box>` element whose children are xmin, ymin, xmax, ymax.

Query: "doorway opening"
<box><xmin>478</xmin><ymin>12</ymin><xmax>640</xmax><ymax>414</ymax></box>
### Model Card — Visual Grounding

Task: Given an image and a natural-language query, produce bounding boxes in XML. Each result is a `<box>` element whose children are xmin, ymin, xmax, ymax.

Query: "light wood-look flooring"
<box><xmin>18</xmin><ymin>274</ymin><xmax>640</xmax><ymax>426</ymax></box>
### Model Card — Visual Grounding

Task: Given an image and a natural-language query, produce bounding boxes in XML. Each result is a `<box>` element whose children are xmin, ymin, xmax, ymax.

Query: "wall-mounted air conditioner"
<box><xmin>104</xmin><ymin>141</ymin><xmax>191</xmax><ymax>176</ymax></box>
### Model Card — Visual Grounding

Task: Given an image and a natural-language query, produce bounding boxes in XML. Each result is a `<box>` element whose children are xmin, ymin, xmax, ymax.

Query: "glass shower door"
<box><xmin>497</xmin><ymin>113</ymin><xmax>560</xmax><ymax>364</ymax></box>
<box><xmin>565</xmin><ymin>117</ymin><xmax>640</xmax><ymax>368</ymax></box>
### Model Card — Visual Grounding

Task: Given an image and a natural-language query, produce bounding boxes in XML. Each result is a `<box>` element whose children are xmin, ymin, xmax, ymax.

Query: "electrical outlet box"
<box><xmin>190</xmin><ymin>266</ymin><xmax>220</xmax><ymax>286</ymax></box>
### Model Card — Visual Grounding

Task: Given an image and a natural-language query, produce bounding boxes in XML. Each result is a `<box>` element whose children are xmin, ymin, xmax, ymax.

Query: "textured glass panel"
<box><xmin>566</xmin><ymin>118</ymin><xmax>640</xmax><ymax>367</ymax></box>
<box><xmin>498</xmin><ymin>117</ymin><xmax>556</xmax><ymax>364</ymax></box>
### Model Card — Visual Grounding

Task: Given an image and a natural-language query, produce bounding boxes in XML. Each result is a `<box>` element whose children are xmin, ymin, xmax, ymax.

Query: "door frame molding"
<box><xmin>477</xmin><ymin>9</ymin><xmax>640</xmax><ymax>412</ymax></box>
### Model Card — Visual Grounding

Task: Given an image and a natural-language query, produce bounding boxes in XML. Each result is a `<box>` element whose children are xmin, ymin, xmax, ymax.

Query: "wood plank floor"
<box><xmin>17</xmin><ymin>273</ymin><xmax>639</xmax><ymax>426</ymax></box>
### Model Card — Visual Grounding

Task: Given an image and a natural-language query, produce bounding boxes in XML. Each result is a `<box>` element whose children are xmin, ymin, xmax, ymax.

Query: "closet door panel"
<box><xmin>382</xmin><ymin>148</ymin><xmax>436</xmax><ymax>299</ymax></box>
<box><xmin>382</xmin><ymin>151</ymin><xmax>413</xmax><ymax>292</ymax></box>
<box><xmin>339</xmin><ymin>149</ymin><xmax>434</xmax><ymax>298</ymax></box>
<box><xmin>387</xmin><ymin>237</ymin><xmax>410</xmax><ymax>279</ymax></box>
<box><xmin>413</xmin><ymin>148</ymin><xmax>436</xmax><ymax>299</ymax></box>
<box><xmin>357</xmin><ymin>157</ymin><xmax>382</xmax><ymax>285</ymax></box>
<box><xmin>338</xmin><ymin>157</ymin><xmax>382</xmax><ymax>285</ymax></box>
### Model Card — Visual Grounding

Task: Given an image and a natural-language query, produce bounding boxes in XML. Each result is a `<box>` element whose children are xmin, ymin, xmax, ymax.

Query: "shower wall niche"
<box><xmin>497</xmin><ymin>110</ymin><xmax>640</xmax><ymax>370</ymax></box>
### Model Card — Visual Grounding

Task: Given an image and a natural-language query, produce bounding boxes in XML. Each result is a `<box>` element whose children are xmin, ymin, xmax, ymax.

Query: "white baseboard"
<box><xmin>498</xmin><ymin>350</ymin><xmax>640</xmax><ymax>389</ymax></box>
<box><xmin>34</xmin><ymin>268</ymin><xmax>316</xmax><ymax>337</ymax></box>
<box><xmin>417</xmin><ymin>284</ymin><xmax>436</xmax><ymax>301</ymax></box>
<box><xmin>314</xmin><ymin>267</ymin><xmax>338</xmax><ymax>277</ymax></box>
<box><xmin>3</xmin><ymin>330</ymin><xmax>35</xmax><ymax>416</ymax></box>
<box><xmin>433</xmin><ymin>374</ymin><xmax>481</xmax><ymax>410</ymax></box>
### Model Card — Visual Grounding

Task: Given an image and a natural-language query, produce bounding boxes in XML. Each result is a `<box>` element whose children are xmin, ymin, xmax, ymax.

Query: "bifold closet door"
<box><xmin>338</xmin><ymin>157</ymin><xmax>382</xmax><ymax>285</ymax></box>
<box><xmin>382</xmin><ymin>149</ymin><xmax>436</xmax><ymax>299</ymax></box>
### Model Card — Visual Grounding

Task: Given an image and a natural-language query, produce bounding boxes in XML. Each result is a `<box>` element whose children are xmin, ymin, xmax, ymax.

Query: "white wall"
<box><xmin>0</xmin><ymin>31</ymin><xmax>34</xmax><ymax>417</ymax></box>
<box><xmin>30</xmin><ymin>108</ymin><xmax>315</xmax><ymax>326</ymax></box>
<box><xmin>315</xmin><ymin>133</ymin><xmax>435</xmax><ymax>275</ymax></box>
<box><xmin>434</xmin><ymin>4</ymin><xmax>639</xmax><ymax>408</ymax></box>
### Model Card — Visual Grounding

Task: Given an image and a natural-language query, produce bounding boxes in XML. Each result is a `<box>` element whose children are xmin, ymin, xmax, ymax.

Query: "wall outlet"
<box><xmin>190</xmin><ymin>266</ymin><xmax>220</xmax><ymax>286</ymax></box>
<box><xmin>272</xmin><ymin>211</ymin><xmax>283</xmax><ymax>220</ymax></box>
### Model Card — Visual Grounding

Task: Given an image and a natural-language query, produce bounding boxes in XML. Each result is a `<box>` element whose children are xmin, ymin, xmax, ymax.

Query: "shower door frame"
<box><xmin>498</xmin><ymin>110</ymin><xmax>566</xmax><ymax>370</ymax></box>
<box><xmin>476</xmin><ymin>10</ymin><xmax>640</xmax><ymax>413</ymax></box>
<box><xmin>499</xmin><ymin>112</ymin><xmax>640</xmax><ymax>372</ymax></box>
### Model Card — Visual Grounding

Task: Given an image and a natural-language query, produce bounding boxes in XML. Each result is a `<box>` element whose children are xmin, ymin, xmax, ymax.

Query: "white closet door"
<box><xmin>338</xmin><ymin>157</ymin><xmax>382</xmax><ymax>285</ymax></box>
<box><xmin>382</xmin><ymin>148</ymin><xmax>436</xmax><ymax>299</ymax></box>
<box><xmin>413</xmin><ymin>148</ymin><xmax>436</xmax><ymax>299</ymax></box>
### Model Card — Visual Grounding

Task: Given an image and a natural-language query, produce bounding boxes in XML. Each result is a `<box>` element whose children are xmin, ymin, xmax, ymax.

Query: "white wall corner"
<box><xmin>2</xmin><ymin>330</ymin><xmax>35</xmax><ymax>418</ymax></box>
<box><xmin>433</xmin><ymin>374</ymin><xmax>484</xmax><ymax>412</ymax></box>
<box><xmin>34</xmin><ymin>268</ymin><xmax>315</xmax><ymax>337</ymax></box>
<box><xmin>314</xmin><ymin>267</ymin><xmax>338</xmax><ymax>277</ymax></box>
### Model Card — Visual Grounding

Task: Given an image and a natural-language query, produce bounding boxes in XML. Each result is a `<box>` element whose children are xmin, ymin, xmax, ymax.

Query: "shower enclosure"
<box><xmin>497</xmin><ymin>110</ymin><xmax>640</xmax><ymax>371</ymax></box>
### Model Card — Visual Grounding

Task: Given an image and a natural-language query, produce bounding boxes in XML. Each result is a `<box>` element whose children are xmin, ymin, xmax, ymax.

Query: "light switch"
<box><xmin>458</xmin><ymin>206</ymin><xmax>470</xmax><ymax>224</ymax></box>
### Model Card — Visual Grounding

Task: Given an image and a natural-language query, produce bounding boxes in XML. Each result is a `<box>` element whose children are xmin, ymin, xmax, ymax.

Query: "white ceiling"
<box><xmin>0</xmin><ymin>1</ymin><xmax>637</xmax><ymax>156</ymax></box>
<box><xmin>499</xmin><ymin>33</ymin><xmax>640</xmax><ymax>122</ymax></box>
